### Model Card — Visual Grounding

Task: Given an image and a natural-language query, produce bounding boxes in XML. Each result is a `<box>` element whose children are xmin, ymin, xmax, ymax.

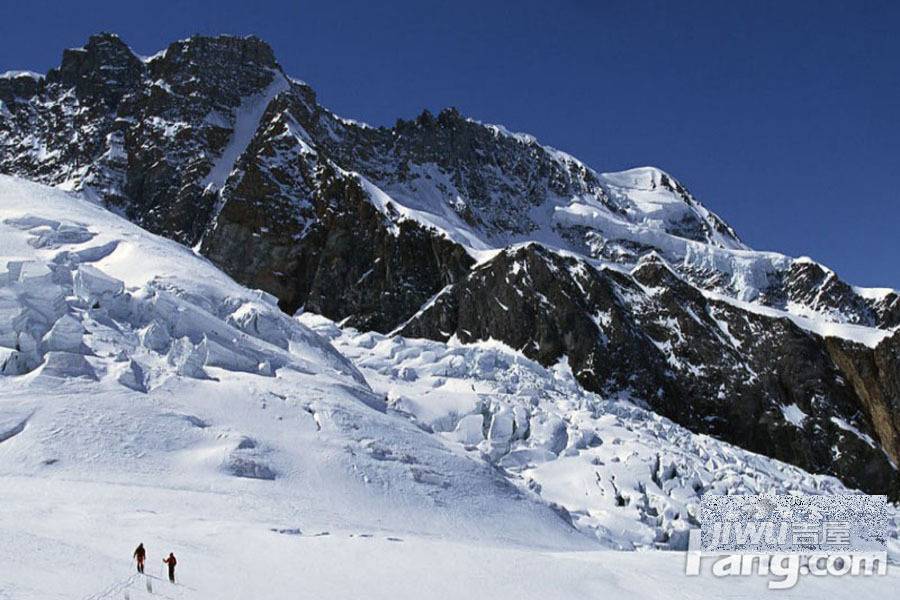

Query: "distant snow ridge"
<box><xmin>302</xmin><ymin>314</ymin><xmax>900</xmax><ymax>552</ymax></box>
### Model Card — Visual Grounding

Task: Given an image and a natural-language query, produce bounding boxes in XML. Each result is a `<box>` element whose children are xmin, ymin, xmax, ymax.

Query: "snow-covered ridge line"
<box><xmin>621</xmin><ymin>248</ymin><xmax>894</xmax><ymax>348</ymax></box>
<box><xmin>471</xmin><ymin>116</ymin><xmax>602</xmax><ymax>171</ymax></box>
<box><xmin>470</xmin><ymin>117</ymin><xmax>742</xmax><ymax>247</ymax></box>
<box><xmin>0</xmin><ymin>70</ymin><xmax>44</xmax><ymax>80</ymax></box>
<box><xmin>354</xmin><ymin>160</ymin><xmax>893</xmax><ymax>343</ymax></box>
<box><xmin>129</xmin><ymin>33</ymin><xmax>271</xmax><ymax>64</ymax></box>
<box><xmin>4</xmin><ymin>30</ymin><xmax>894</xmax><ymax>332</ymax></box>
<box><xmin>703</xmin><ymin>288</ymin><xmax>893</xmax><ymax>348</ymax></box>
<box><xmin>792</xmin><ymin>256</ymin><xmax>900</xmax><ymax>297</ymax></box>
<box><xmin>338</xmin><ymin>107</ymin><xmax>892</xmax><ymax>329</ymax></box>
<box><xmin>854</xmin><ymin>284</ymin><xmax>900</xmax><ymax>299</ymax></box>
<box><xmin>339</xmin><ymin>117</ymin><xmax>854</xmax><ymax>321</ymax></box>
<box><xmin>352</xmin><ymin>159</ymin><xmax>895</xmax><ymax>339</ymax></box>
<box><xmin>135</xmin><ymin>48</ymin><xmax>168</xmax><ymax>63</ymax></box>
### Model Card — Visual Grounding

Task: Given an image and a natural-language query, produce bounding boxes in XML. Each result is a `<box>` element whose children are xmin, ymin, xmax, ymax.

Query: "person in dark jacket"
<box><xmin>162</xmin><ymin>552</ymin><xmax>177</xmax><ymax>583</ymax></box>
<box><xmin>133</xmin><ymin>543</ymin><xmax>146</xmax><ymax>574</ymax></box>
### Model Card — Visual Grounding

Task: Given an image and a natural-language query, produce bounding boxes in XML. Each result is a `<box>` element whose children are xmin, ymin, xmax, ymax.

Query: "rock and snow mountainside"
<box><xmin>1</xmin><ymin>33</ymin><xmax>899</xmax><ymax>500</ymax></box>
<box><xmin>0</xmin><ymin>176</ymin><xmax>586</xmax><ymax>548</ymax></box>
<box><xmin>0</xmin><ymin>176</ymin><xmax>897</xmax><ymax>599</ymax></box>
<box><xmin>302</xmin><ymin>313</ymin><xmax>899</xmax><ymax>553</ymax></box>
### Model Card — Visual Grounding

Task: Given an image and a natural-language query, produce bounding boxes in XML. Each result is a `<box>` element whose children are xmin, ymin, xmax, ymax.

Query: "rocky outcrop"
<box><xmin>1</xmin><ymin>33</ymin><xmax>891</xmax><ymax>326</ymax></box>
<box><xmin>117</xmin><ymin>35</ymin><xmax>285</xmax><ymax>242</ymax></box>
<box><xmin>779</xmin><ymin>260</ymin><xmax>885</xmax><ymax>327</ymax></box>
<box><xmin>198</xmin><ymin>92</ymin><xmax>473</xmax><ymax>330</ymax></box>
<box><xmin>825</xmin><ymin>333</ymin><xmax>900</xmax><ymax>467</ymax></box>
<box><xmin>401</xmin><ymin>245</ymin><xmax>899</xmax><ymax>497</ymax></box>
<box><xmin>400</xmin><ymin>244</ymin><xmax>668</xmax><ymax>396</ymax></box>
<box><xmin>203</xmin><ymin>160</ymin><xmax>473</xmax><ymax>330</ymax></box>
<box><xmin>0</xmin><ymin>33</ymin><xmax>287</xmax><ymax>244</ymax></box>
<box><xmin>45</xmin><ymin>33</ymin><xmax>144</xmax><ymax>106</ymax></box>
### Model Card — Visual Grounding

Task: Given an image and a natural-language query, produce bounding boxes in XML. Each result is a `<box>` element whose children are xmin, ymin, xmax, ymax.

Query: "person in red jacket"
<box><xmin>162</xmin><ymin>552</ymin><xmax>177</xmax><ymax>583</ymax></box>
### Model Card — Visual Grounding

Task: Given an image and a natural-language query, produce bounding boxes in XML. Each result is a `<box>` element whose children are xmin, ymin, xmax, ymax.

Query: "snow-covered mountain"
<box><xmin>0</xmin><ymin>176</ymin><xmax>592</xmax><ymax>597</ymax></box>
<box><xmin>302</xmin><ymin>312</ymin><xmax>900</xmax><ymax>552</ymax></box>
<box><xmin>0</xmin><ymin>175</ymin><xmax>588</xmax><ymax>542</ymax></box>
<box><xmin>1</xmin><ymin>35</ymin><xmax>899</xmax><ymax>593</ymax></box>
<box><xmin>0</xmin><ymin>175</ymin><xmax>896</xmax><ymax>598</ymax></box>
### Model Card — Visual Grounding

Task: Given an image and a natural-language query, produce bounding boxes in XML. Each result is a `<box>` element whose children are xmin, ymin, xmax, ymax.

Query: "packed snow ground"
<box><xmin>0</xmin><ymin>176</ymin><xmax>897</xmax><ymax>598</ymax></box>
<box><xmin>1</xmin><ymin>477</ymin><xmax>896</xmax><ymax>600</ymax></box>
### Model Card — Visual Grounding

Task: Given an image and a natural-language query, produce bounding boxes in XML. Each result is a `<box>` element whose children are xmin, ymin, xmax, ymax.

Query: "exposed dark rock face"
<box><xmin>0</xmin><ymin>72</ymin><xmax>42</xmax><ymax>105</ymax></box>
<box><xmin>118</xmin><ymin>35</ymin><xmax>284</xmax><ymax>242</ymax></box>
<box><xmin>781</xmin><ymin>261</ymin><xmax>883</xmax><ymax>327</ymax></box>
<box><xmin>0</xmin><ymin>33</ymin><xmax>285</xmax><ymax>243</ymax></box>
<box><xmin>0</xmin><ymin>34</ymin><xmax>138</xmax><ymax>187</ymax></box>
<box><xmin>825</xmin><ymin>333</ymin><xmax>900</xmax><ymax>467</ymax></box>
<box><xmin>870</xmin><ymin>292</ymin><xmax>900</xmax><ymax>329</ymax></box>
<box><xmin>1</xmin><ymin>33</ymin><xmax>898</xmax><ymax>497</ymax></box>
<box><xmin>400</xmin><ymin>245</ymin><xmax>669</xmax><ymax>397</ymax></box>
<box><xmin>203</xmin><ymin>156</ymin><xmax>473</xmax><ymax>329</ymax></box>
<box><xmin>401</xmin><ymin>246</ymin><xmax>899</xmax><ymax>497</ymax></box>
<box><xmin>197</xmin><ymin>86</ymin><xmax>474</xmax><ymax>330</ymax></box>
<box><xmin>46</xmin><ymin>33</ymin><xmax>145</xmax><ymax>105</ymax></box>
<box><xmin>312</xmin><ymin>107</ymin><xmax>609</xmax><ymax>239</ymax></box>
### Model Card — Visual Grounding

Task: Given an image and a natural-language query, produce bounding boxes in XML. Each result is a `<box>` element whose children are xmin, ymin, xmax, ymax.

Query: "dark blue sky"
<box><xmin>2</xmin><ymin>1</ymin><xmax>897</xmax><ymax>287</ymax></box>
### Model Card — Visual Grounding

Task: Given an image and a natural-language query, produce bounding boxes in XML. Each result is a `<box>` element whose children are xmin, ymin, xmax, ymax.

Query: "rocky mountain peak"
<box><xmin>0</xmin><ymin>72</ymin><xmax>42</xmax><ymax>105</ymax></box>
<box><xmin>145</xmin><ymin>35</ymin><xmax>282</xmax><ymax>106</ymax></box>
<box><xmin>153</xmin><ymin>34</ymin><xmax>279</xmax><ymax>72</ymax></box>
<box><xmin>45</xmin><ymin>32</ymin><xmax>144</xmax><ymax>105</ymax></box>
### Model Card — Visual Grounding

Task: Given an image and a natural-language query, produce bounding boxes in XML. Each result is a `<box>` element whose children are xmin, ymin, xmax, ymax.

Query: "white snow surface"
<box><xmin>0</xmin><ymin>70</ymin><xmax>44</xmax><ymax>80</ymax></box>
<box><xmin>702</xmin><ymin>289</ymin><xmax>894</xmax><ymax>348</ymax></box>
<box><xmin>1</xmin><ymin>176</ymin><xmax>897</xmax><ymax>598</ymax></box>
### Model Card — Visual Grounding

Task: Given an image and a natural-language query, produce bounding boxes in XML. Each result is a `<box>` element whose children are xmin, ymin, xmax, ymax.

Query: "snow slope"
<box><xmin>301</xmin><ymin>314</ymin><xmax>900</xmax><ymax>553</ymax></box>
<box><xmin>0</xmin><ymin>176</ymin><xmax>897</xmax><ymax>599</ymax></box>
<box><xmin>361</xmin><ymin>155</ymin><xmax>898</xmax><ymax>343</ymax></box>
<box><xmin>200</xmin><ymin>73</ymin><xmax>290</xmax><ymax>193</ymax></box>
<box><xmin>0</xmin><ymin>175</ymin><xmax>590</xmax><ymax>597</ymax></box>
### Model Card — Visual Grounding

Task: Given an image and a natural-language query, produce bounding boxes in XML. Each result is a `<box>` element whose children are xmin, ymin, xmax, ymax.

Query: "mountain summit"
<box><xmin>1</xmin><ymin>34</ymin><xmax>898</xmax><ymax>499</ymax></box>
